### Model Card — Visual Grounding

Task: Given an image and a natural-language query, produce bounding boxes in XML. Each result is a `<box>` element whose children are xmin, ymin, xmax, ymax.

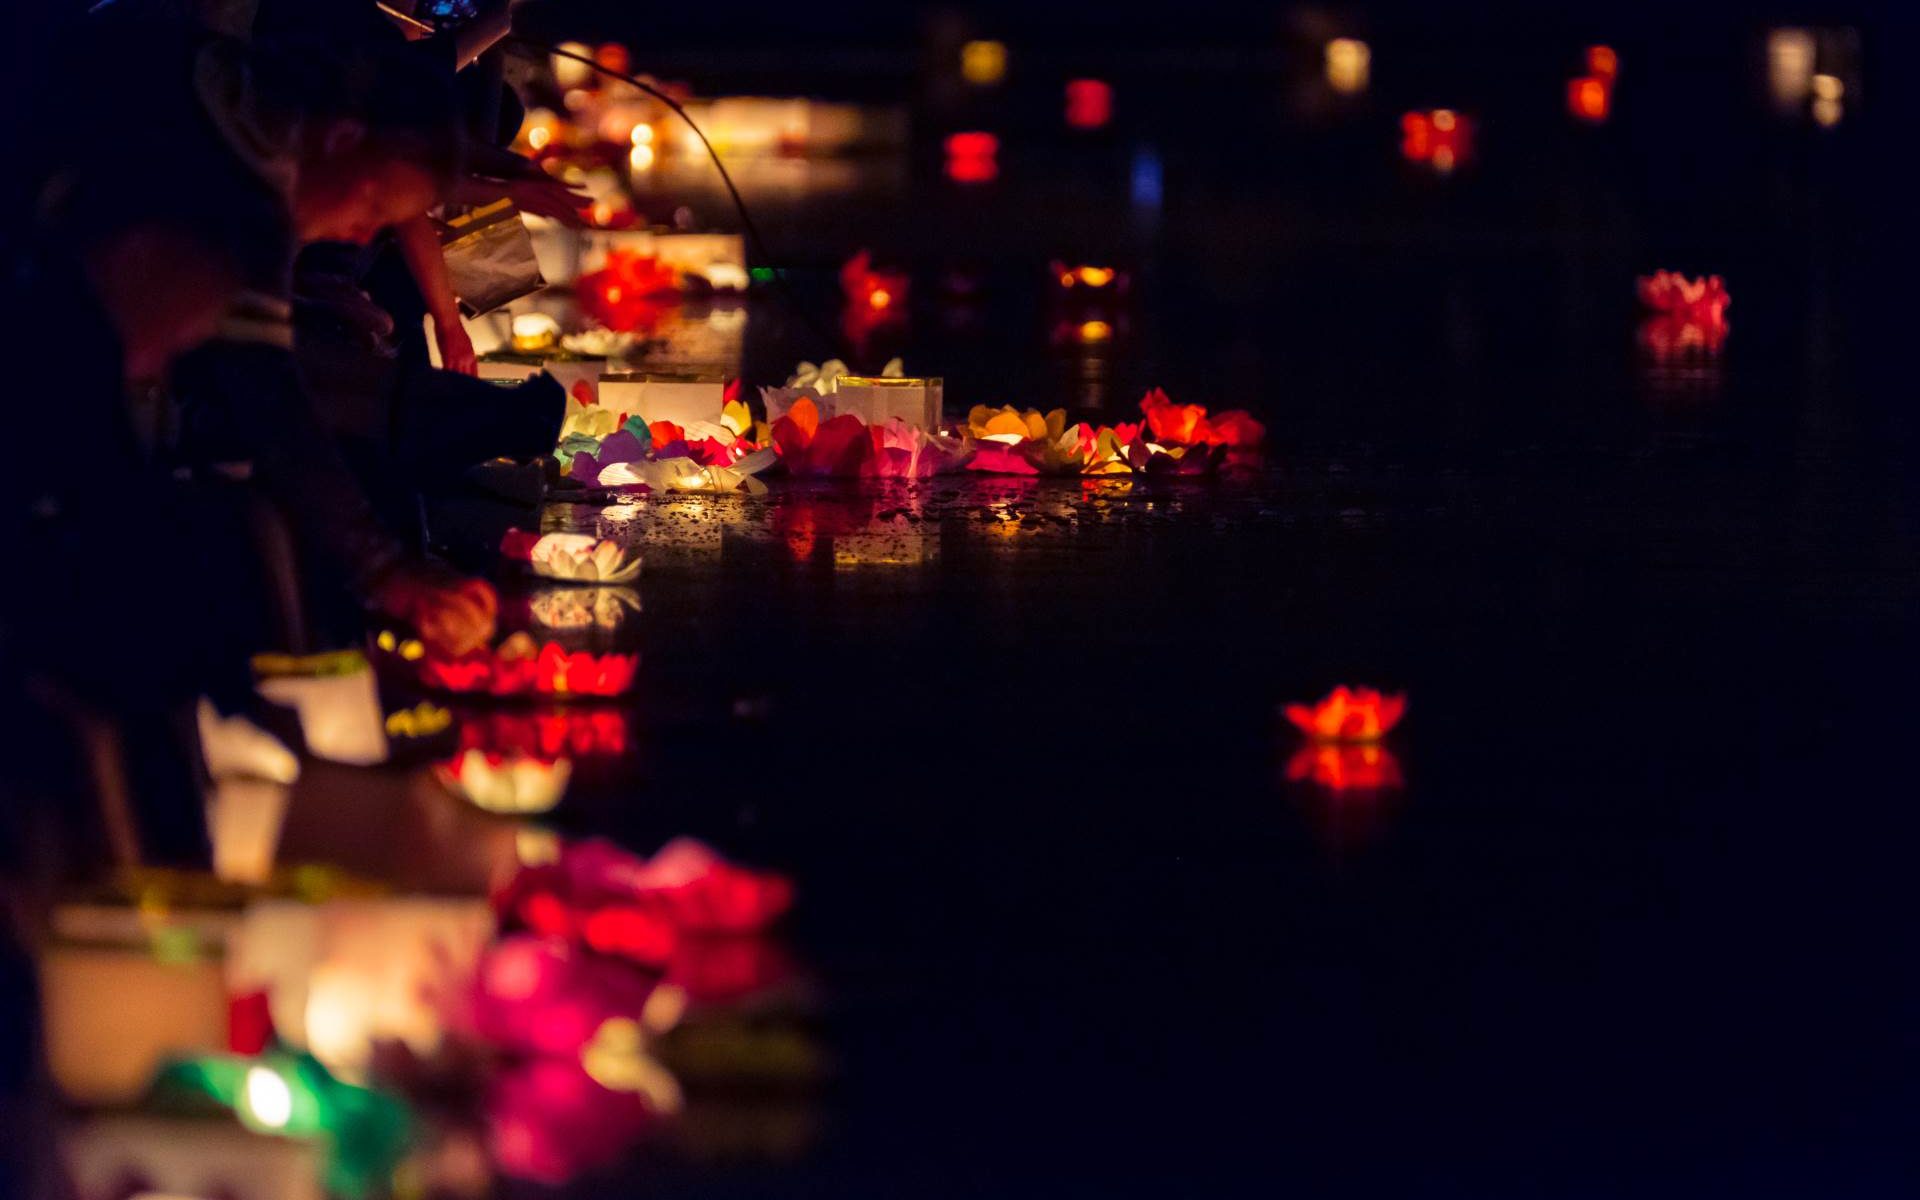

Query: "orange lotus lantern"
<box><xmin>1284</xmin><ymin>686</ymin><xmax>1407</xmax><ymax>743</ymax></box>
<box><xmin>1285</xmin><ymin>743</ymin><xmax>1404</xmax><ymax>793</ymax></box>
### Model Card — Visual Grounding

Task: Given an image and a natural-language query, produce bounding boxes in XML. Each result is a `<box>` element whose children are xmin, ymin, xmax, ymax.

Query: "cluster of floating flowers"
<box><xmin>551</xmin><ymin>377</ymin><xmax>1267</xmax><ymax>493</ymax></box>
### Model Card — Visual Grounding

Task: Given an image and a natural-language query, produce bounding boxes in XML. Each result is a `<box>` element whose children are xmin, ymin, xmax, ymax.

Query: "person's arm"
<box><xmin>392</xmin><ymin>214</ymin><xmax>476</xmax><ymax>375</ymax></box>
<box><xmin>173</xmin><ymin>328</ymin><xmax>497</xmax><ymax>656</ymax></box>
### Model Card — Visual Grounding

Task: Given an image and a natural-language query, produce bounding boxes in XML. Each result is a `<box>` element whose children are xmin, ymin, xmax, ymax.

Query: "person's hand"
<box><xmin>375</xmin><ymin>569</ymin><xmax>498</xmax><ymax>657</ymax></box>
<box><xmin>434</xmin><ymin>315</ymin><xmax>478</xmax><ymax>375</ymax></box>
<box><xmin>499</xmin><ymin>175</ymin><xmax>592</xmax><ymax>227</ymax></box>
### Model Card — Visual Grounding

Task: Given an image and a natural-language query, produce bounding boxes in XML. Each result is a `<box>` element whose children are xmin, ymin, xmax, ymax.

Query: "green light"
<box><xmin>749</xmin><ymin>267</ymin><xmax>775</xmax><ymax>283</ymax></box>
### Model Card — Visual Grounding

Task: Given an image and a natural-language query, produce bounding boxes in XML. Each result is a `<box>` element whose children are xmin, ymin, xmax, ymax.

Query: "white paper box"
<box><xmin>599</xmin><ymin>375</ymin><xmax>727</xmax><ymax>427</ymax></box>
<box><xmin>479</xmin><ymin>357</ymin><xmax>604</xmax><ymax>406</ymax></box>
<box><xmin>826</xmin><ymin>377</ymin><xmax>943</xmax><ymax>431</ymax></box>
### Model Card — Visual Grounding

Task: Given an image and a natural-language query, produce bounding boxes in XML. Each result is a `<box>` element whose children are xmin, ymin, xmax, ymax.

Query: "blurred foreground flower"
<box><xmin>1284</xmin><ymin>686</ymin><xmax>1407</xmax><ymax>743</ymax></box>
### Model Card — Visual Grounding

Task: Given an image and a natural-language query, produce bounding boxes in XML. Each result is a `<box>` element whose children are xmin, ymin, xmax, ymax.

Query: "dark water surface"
<box><xmin>466</xmin><ymin>51</ymin><xmax>1920</xmax><ymax>1186</ymax></box>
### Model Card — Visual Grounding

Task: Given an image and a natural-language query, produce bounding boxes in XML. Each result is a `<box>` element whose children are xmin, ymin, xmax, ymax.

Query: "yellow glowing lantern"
<box><xmin>1768</xmin><ymin>28</ymin><xmax>1817</xmax><ymax>112</ymax></box>
<box><xmin>961</xmin><ymin>40</ymin><xmax>1008</xmax><ymax>86</ymax></box>
<box><xmin>510</xmin><ymin>312</ymin><xmax>561</xmax><ymax>354</ymax></box>
<box><xmin>1325</xmin><ymin>38</ymin><xmax>1371</xmax><ymax>96</ymax></box>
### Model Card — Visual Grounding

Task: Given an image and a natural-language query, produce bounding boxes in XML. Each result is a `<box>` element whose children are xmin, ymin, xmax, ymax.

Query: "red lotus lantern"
<box><xmin>1284</xmin><ymin>686</ymin><xmax>1407</xmax><ymax>743</ymax></box>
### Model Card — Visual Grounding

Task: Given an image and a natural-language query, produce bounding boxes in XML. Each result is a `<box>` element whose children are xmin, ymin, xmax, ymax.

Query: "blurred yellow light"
<box><xmin>630</xmin><ymin>122</ymin><xmax>655</xmax><ymax>146</ymax></box>
<box><xmin>516</xmin><ymin>828</ymin><xmax>561</xmax><ymax>866</ymax></box>
<box><xmin>962</xmin><ymin>40</ymin><xmax>1008</xmax><ymax>86</ymax></box>
<box><xmin>562</xmin><ymin>88</ymin><xmax>589</xmax><ymax>112</ymax></box>
<box><xmin>629</xmin><ymin>143</ymin><xmax>656</xmax><ymax>171</ymax></box>
<box><xmin>1076</xmin><ymin>266</ymin><xmax>1116</xmax><ymax>288</ymax></box>
<box><xmin>1811</xmin><ymin>73</ymin><xmax>1844</xmax><ymax>102</ymax></box>
<box><xmin>242</xmin><ymin>1066</ymin><xmax>292</xmax><ymax>1130</ymax></box>
<box><xmin>1812</xmin><ymin>96</ymin><xmax>1843</xmax><ymax>127</ymax></box>
<box><xmin>1768</xmin><ymin>28</ymin><xmax>1816</xmax><ymax>111</ymax></box>
<box><xmin>1432</xmin><ymin>109</ymin><xmax>1457</xmax><ymax>132</ymax></box>
<box><xmin>1078</xmin><ymin>320</ymin><xmax>1114</xmax><ymax>343</ymax></box>
<box><xmin>527</xmin><ymin>126</ymin><xmax>551</xmax><ymax>151</ymax></box>
<box><xmin>869</xmin><ymin>288</ymin><xmax>893</xmax><ymax>311</ymax></box>
<box><xmin>551</xmin><ymin>41</ymin><xmax>594</xmax><ymax>89</ymax></box>
<box><xmin>1432</xmin><ymin>146</ymin><xmax>1456</xmax><ymax>173</ymax></box>
<box><xmin>1325</xmin><ymin>38</ymin><xmax>1371</xmax><ymax>95</ymax></box>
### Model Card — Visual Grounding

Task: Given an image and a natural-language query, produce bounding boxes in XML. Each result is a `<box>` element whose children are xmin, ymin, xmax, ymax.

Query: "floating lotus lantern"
<box><xmin>502</xmin><ymin>531</ymin><xmax>643</xmax><ymax>585</ymax></box>
<box><xmin>1638</xmin><ymin>271</ymin><xmax>1730</xmax><ymax>325</ymax></box>
<box><xmin>526</xmin><ymin>585</ymin><xmax>642</xmax><ymax>633</ymax></box>
<box><xmin>1284</xmin><ymin>686</ymin><xmax>1407</xmax><ymax>743</ymax></box>
<box><xmin>1285</xmin><ymin>743</ymin><xmax>1405</xmax><ymax>792</ymax></box>
<box><xmin>559</xmin><ymin>327</ymin><xmax>639</xmax><ymax>360</ymax></box>
<box><xmin>435</xmin><ymin>749</ymin><xmax>574</xmax><ymax>815</ymax></box>
<box><xmin>412</xmin><ymin>632</ymin><xmax>639</xmax><ymax>699</ymax></box>
<box><xmin>458</xmin><ymin>708</ymin><xmax>631</xmax><ymax>761</ymax></box>
<box><xmin>1636</xmin><ymin>271</ymin><xmax>1731</xmax><ymax>363</ymax></box>
<box><xmin>511</xmin><ymin>312</ymin><xmax>562</xmax><ymax>354</ymax></box>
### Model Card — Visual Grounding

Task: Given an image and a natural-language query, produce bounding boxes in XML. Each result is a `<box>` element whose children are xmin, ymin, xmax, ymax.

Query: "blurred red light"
<box><xmin>1065</xmin><ymin>79</ymin><xmax>1113</xmax><ymax>129</ymax></box>
<box><xmin>1569</xmin><ymin>75</ymin><xmax>1611</xmax><ymax>123</ymax></box>
<box><xmin>945</xmin><ymin>131</ymin><xmax>1001</xmax><ymax>184</ymax></box>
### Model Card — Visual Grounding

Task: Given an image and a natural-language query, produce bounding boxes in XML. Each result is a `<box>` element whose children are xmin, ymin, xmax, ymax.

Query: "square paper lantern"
<box><xmin>599</xmin><ymin>374</ymin><xmax>729</xmax><ymax>429</ymax></box>
<box><xmin>825</xmin><ymin>377</ymin><xmax>944</xmax><ymax>432</ymax></box>
<box><xmin>41</xmin><ymin>943</ymin><xmax>229</xmax><ymax>1105</ymax></box>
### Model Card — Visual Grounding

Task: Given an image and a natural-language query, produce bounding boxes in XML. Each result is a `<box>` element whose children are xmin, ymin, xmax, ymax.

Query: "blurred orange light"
<box><xmin>1586</xmin><ymin>45</ymin><xmax>1619</xmax><ymax>82</ymax></box>
<box><xmin>594</xmin><ymin>43</ymin><xmax>631</xmax><ymax>77</ymax></box>
<box><xmin>961</xmin><ymin>40</ymin><xmax>1007</xmax><ymax>86</ymax></box>
<box><xmin>1325</xmin><ymin>38</ymin><xmax>1371</xmax><ymax>95</ymax></box>
<box><xmin>1065</xmin><ymin>79</ymin><xmax>1113</xmax><ymax>129</ymax></box>
<box><xmin>1568</xmin><ymin>76</ymin><xmax>1611</xmax><ymax>122</ymax></box>
<box><xmin>1400</xmin><ymin>109</ymin><xmax>1470</xmax><ymax>172</ymax></box>
<box><xmin>1077</xmin><ymin>320</ymin><xmax>1114</xmax><ymax>343</ymax></box>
